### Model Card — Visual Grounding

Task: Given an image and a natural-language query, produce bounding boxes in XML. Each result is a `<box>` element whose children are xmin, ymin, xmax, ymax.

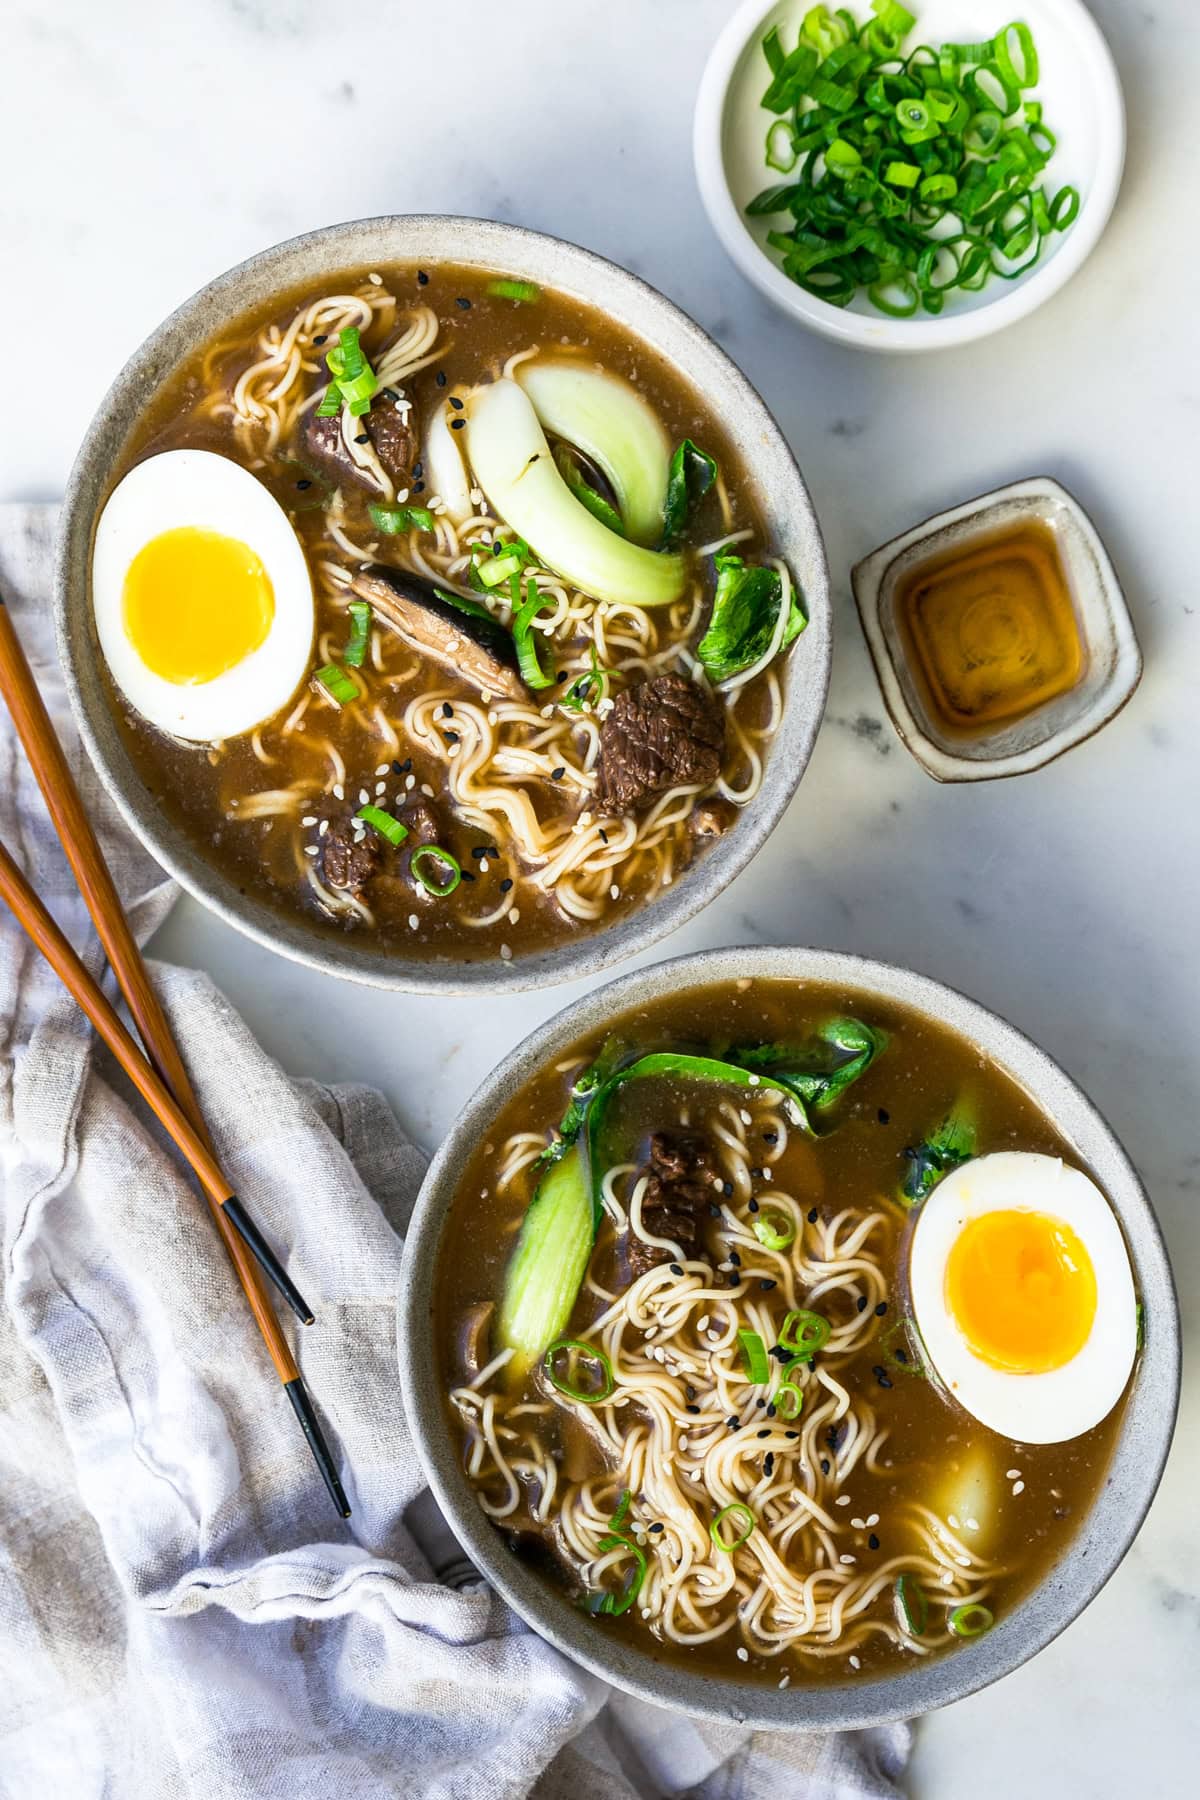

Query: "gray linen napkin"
<box><xmin>0</xmin><ymin>503</ymin><xmax>910</xmax><ymax>1800</ymax></box>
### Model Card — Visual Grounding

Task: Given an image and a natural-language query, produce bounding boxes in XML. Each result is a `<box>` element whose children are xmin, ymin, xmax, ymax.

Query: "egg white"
<box><xmin>909</xmin><ymin>1151</ymin><xmax>1137</xmax><ymax>1444</ymax></box>
<box><xmin>92</xmin><ymin>449</ymin><xmax>314</xmax><ymax>741</ymax></box>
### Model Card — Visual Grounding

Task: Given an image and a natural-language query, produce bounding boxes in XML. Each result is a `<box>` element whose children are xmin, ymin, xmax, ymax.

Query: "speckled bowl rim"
<box><xmin>398</xmin><ymin>944</ymin><xmax>1180</xmax><ymax>1731</ymax></box>
<box><xmin>54</xmin><ymin>215</ymin><xmax>831</xmax><ymax>995</ymax></box>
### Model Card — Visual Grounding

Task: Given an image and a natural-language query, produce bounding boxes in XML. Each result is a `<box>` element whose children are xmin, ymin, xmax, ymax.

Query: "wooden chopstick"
<box><xmin>0</xmin><ymin>596</ymin><xmax>350</xmax><ymax>1518</ymax></box>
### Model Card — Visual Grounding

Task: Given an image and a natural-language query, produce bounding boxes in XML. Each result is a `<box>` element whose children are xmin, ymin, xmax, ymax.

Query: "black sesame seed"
<box><xmin>444</xmin><ymin>731</ymin><xmax>459</xmax><ymax>744</ymax></box>
<box><xmin>807</xmin><ymin>1208</ymin><xmax>818</xmax><ymax>1223</ymax></box>
<box><xmin>877</xmin><ymin>1108</ymin><xmax>890</xmax><ymax>1124</ymax></box>
<box><xmin>556</xmin><ymin>669</ymin><xmax>569</xmax><ymax>682</ymax></box>
<box><xmin>413</xmin><ymin>461</ymin><xmax>424</xmax><ymax>479</ymax></box>
<box><xmin>764</xmin><ymin>1453</ymin><xmax>775</xmax><ymax>1476</ymax></box>
<box><xmin>460</xmin><ymin>870</ymin><xmax>476</xmax><ymax>882</ymax></box>
<box><xmin>894</xmin><ymin>1348</ymin><xmax>909</xmax><ymax>1365</ymax></box>
<box><xmin>726</xmin><ymin>1273</ymin><xmax>740</xmax><ymax>1287</ymax></box>
<box><xmin>685</xmin><ymin>1403</ymin><xmax>700</xmax><ymax>1415</ymax></box>
<box><xmin>762</xmin><ymin>1130</ymin><xmax>778</xmax><ymax>1145</ymax></box>
<box><xmin>729</xmin><ymin>1251</ymin><xmax>741</xmax><ymax>1267</ymax></box>
<box><xmin>857</xmin><ymin>1296</ymin><xmax>869</xmax><ymax>1313</ymax></box>
<box><xmin>873</xmin><ymin>1365</ymin><xmax>894</xmax><ymax>1389</ymax></box>
<box><xmin>412</xmin><ymin>480</ymin><xmax>425</xmax><ymax>493</ymax></box>
<box><xmin>723</xmin><ymin>1181</ymin><xmax>734</xmax><ymax>1198</ymax></box>
<box><xmin>449</xmin><ymin>395</ymin><xmax>465</xmax><ymax>410</ymax></box>
<box><xmin>759</xmin><ymin>1278</ymin><xmax>777</xmax><ymax>1292</ymax></box>
<box><xmin>825</xmin><ymin>1425</ymin><xmax>840</xmax><ymax>1449</ymax></box>
<box><xmin>727</xmin><ymin>1415</ymin><xmax>741</xmax><ymax>1430</ymax></box>
<box><xmin>766</xmin><ymin>1403</ymin><xmax>777</xmax><ymax>1419</ymax></box>
<box><xmin>456</xmin><ymin>296</ymin><xmax>471</xmax><ymax>309</ymax></box>
<box><xmin>598</xmin><ymin>828</ymin><xmax>609</xmax><ymax>844</ymax></box>
<box><xmin>313</xmin><ymin>333</ymin><xmax>328</xmax><ymax>345</ymax></box>
<box><xmin>868</xmin><ymin>1533</ymin><xmax>880</xmax><ymax>1550</ymax></box>
<box><xmin>709</xmin><ymin>1202</ymin><xmax>722</xmax><ymax>1219</ymax></box>
<box><xmin>471</xmin><ymin>846</ymin><xmax>490</xmax><ymax>859</ymax></box>
<box><xmin>820</xmin><ymin>1457</ymin><xmax>831</xmax><ymax>1475</ymax></box>
<box><xmin>669</xmin><ymin>1262</ymin><xmax>683</xmax><ymax>1277</ymax></box>
<box><xmin>354</xmin><ymin>432</ymin><xmax>369</xmax><ymax>444</ymax></box>
<box><xmin>500</xmin><ymin>877</ymin><xmax>513</xmax><ymax>893</ymax></box>
<box><xmin>435</xmin><ymin>370</ymin><xmax>447</xmax><ymax>387</ymax></box>
<box><xmin>756</xmin><ymin>1428</ymin><xmax>770</xmax><ymax>1439</ymax></box>
<box><xmin>650</xmin><ymin>1522</ymin><xmax>664</xmax><ymax>1533</ymax></box>
<box><xmin>417</xmin><ymin>270</ymin><xmax>429</xmax><ymax>286</ymax></box>
<box><xmin>551</xmin><ymin>766</ymin><xmax>565</xmax><ymax>780</ymax></box>
<box><xmin>296</xmin><ymin>478</ymin><xmax>312</xmax><ymax>490</ymax></box>
<box><xmin>442</xmin><ymin>702</ymin><xmax>454</xmax><ymax>717</ymax></box>
<box><xmin>748</xmin><ymin>1198</ymin><xmax>760</xmax><ymax>1214</ymax></box>
<box><xmin>755</xmin><ymin>1396</ymin><xmax>766</xmax><ymax>1407</ymax></box>
<box><xmin>785</xmin><ymin>1430</ymin><xmax>799</xmax><ymax>1441</ymax></box>
<box><xmin>381</xmin><ymin>387</ymin><xmax>399</xmax><ymax>402</ymax></box>
<box><xmin>875</xmin><ymin>1301</ymin><xmax>888</xmax><ymax>1317</ymax></box>
<box><xmin>450</xmin><ymin>417</ymin><xmax>466</xmax><ymax>430</ymax></box>
<box><xmin>685</xmin><ymin>1384</ymin><xmax>696</xmax><ymax>1402</ymax></box>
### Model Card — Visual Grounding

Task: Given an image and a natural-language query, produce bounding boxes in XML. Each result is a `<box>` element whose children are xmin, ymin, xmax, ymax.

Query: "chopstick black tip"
<box><xmin>222</xmin><ymin>1195</ymin><xmax>315</xmax><ymax>1324</ymax></box>
<box><xmin>285</xmin><ymin>1376</ymin><xmax>352</xmax><ymax>1518</ymax></box>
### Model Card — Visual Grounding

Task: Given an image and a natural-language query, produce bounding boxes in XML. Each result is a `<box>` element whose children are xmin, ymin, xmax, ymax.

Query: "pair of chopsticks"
<box><xmin>0</xmin><ymin>594</ymin><xmax>350</xmax><ymax>1519</ymax></box>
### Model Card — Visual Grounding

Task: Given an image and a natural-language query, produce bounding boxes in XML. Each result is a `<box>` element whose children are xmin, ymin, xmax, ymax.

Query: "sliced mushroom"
<box><xmin>348</xmin><ymin>564</ymin><xmax>526</xmax><ymax>701</ymax></box>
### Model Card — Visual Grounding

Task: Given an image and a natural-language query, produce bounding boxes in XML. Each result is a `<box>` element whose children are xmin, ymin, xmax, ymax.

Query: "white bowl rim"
<box><xmin>693</xmin><ymin>0</ymin><xmax>1126</xmax><ymax>352</ymax></box>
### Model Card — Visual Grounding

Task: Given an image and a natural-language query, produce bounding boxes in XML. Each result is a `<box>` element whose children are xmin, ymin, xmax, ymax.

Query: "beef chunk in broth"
<box><xmin>596</xmin><ymin>672</ymin><xmax>725</xmax><ymax>814</ymax></box>
<box><xmin>625</xmin><ymin>1130</ymin><xmax>719</xmax><ymax>1278</ymax></box>
<box><xmin>296</xmin><ymin>399</ymin><xmax>417</xmax><ymax>493</ymax></box>
<box><xmin>320</xmin><ymin>817</ymin><xmax>382</xmax><ymax>896</ymax></box>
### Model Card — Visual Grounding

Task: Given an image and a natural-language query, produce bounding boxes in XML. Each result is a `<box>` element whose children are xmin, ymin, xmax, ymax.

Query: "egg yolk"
<box><xmin>122</xmin><ymin>527</ymin><xmax>274</xmax><ymax>684</ymax></box>
<box><xmin>945</xmin><ymin>1209</ymin><xmax>1096</xmax><ymax>1374</ymax></box>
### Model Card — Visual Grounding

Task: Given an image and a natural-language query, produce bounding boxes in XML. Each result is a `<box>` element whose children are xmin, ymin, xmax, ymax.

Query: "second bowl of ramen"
<box><xmin>57</xmin><ymin>217</ymin><xmax>830</xmax><ymax>991</ymax></box>
<box><xmin>398</xmin><ymin>946</ymin><xmax>1178</xmax><ymax>1728</ymax></box>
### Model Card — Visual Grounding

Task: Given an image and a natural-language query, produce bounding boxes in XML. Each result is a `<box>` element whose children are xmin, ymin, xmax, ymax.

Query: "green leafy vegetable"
<box><xmin>729</xmin><ymin>1018</ymin><xmax>885</xmax><ymax>1122</ymax></box>
<box><xmin>370</xmin><ymin>502</ymin><xmax>436</xmax><ymax>535</ymax></box>
<box><xmin>661</xmin><ymin>439</ymin><xmax>718</xmax><ymax>548</ymax></box>
<box><xmin>514</xmin><ymin>358</ymin><xmax>671</xmax><ymax>547</ymax></box>
<box><xmin>554</xmin><ymin>445</ymin><xmax>625</xmax><ymax>537</ymax></box>
<box><xmin>313</xmin><ymin>663</ymin><xmax>359</xmax><ymax>706</ymax></box>
<box><xmin>746</xmin><ymin>6</ymin><xmax>1075</xmax><ymax>317</ymax></box>
<box><xmin>343</xmin><ymin>600</ymin><xmax>372</xmax><ymax>668</ymax></box>
<box><xmin>487</xmin><ymin>278</ymin><xmax>541</xmax><ymax>304</ymax></box>
<box><xmin>432</xmin><ymin>585</ymin><xmax>502</xmax><ymax>626</ymax></box>
<box><xmin>496</xmin><ymin>1147</ymin><xmax>595</xmax><ymax>1376</ymax></box>
<box><xmin>697</xmin><ymin>550</ymin><xmax>806</xmax><ymax>683</ymax></box>
<box><xmin>354</xmin><ymin>803</ymin><xmax>408</xmax><ymax>846</ymax></box>
<box><xmin>901</xmin><ymin>1102</ymin><xmax>976</xmax><ymax>1206</ymax></box>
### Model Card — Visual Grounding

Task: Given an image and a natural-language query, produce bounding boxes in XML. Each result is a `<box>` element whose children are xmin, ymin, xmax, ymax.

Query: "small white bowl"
<box><xmin>694</xmin><ymin>0</ymin><xmax>1125</xmax><ymax>352</ymax></box>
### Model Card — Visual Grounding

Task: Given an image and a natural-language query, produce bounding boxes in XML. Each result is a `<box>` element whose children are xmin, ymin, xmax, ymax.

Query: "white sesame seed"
<box><xmin>866</xmin><ymin>1513</ymin><xmax>879</xmax><ymax>1528</ymax></box>
<box><xmin>301</xmin><ymin>815</ymin><xmax>317</xmax><ymax>827</ymax></box>
<box><xmin>965</xmin><ymin>1518</ymin><xmax>979</xmax><ymax>1533</ymax></box>
<box><xmin>448</xmin><ymin>743</ymin><xmax>460</xmax><ymax>757</ymax></box>
<box><xmin>319</xmin><ymin>819</ymin><xmax>329</xmax><ymax>836</ymax></box>
<box><xmin>408</xmin><ymin>914</ymin><xmax>419</xmax><ymax>929</ymax></box>
<box><xmin>1006</xmin><ymin>1469</ymin><xmax>1021</xmax><ymax>1480</ymax></box>
<box><xmin>736</xmin><ymin>1647</ymin><xmax>749</xmax><ymax>1663</ymax></box>
<box><xmin>851</xmin><ymin>1518</ymin><xmax>866</xmax><ymax>1530</ymax></box>
<box><xmin>942</xmin><ymin>1570</ymin><xmax>954</xmax><ymax>1586</ymax></box>
<box><xmin>760</xmin><ymin>1168</ymin><xmax>772</xmax><ymax>1181</ymax></box>
<box><xmin>368</xmin><ymin>271</ymin><xmax>383</xmax><ymax>285</ymax></box>
<box><xmin>405</xmin><ymin>774</ymin><xmax>416</xmax><ymax>790</ymax></box>
<box><xmin>840</xmin><ymin>1555</ymin><xmax>856</xmax><ymax>1565</ymax></box>
<box><xmin>739</xmin><ymin>1109</ymin><xmax>752</xmax><ymax>1125</ymax></box>
<box><xmin>500</xmin><ymin>944</ymin><xmax>513</xmax><ymax>961</ymax></box>
<box><xmin>748</xmin><ymin>1073</ymin><xmax>760</xmax><ymax>1086</ymax></box>
<box><xmin>849</xmin><ymin>1654</ymin><xmax>861</xmax><ymax>1670</ymax></box>
<box><xmin>778</xmin><ymin>1675</ymin><xmax>790</xmax><ymax>1690</ymax></box>
<box><xmin>1012</xmin><ymin>1480</ymin><xmax>1025</xmax><ymax>1496</ymax></box>
<box><xmin>696</xmin><ymin>1316</ymin><xmax>710</xmax><ymax>1333</ymax></box>
<box><xmin>508</xmin><ymin>907</ymin><xmax>520</xmax><ymax>925</ymax></box>
<box><xmin>480</xmin><ymin>859</ymin><xmax>490</xmax><ymax>875</ymax></box>
<box><xmin>374</xmin><ymin>764</ymin><xmax>389</xmax><ymax>776</ymax></box>
<box><xmin>332</xmin><ymin>783</ymin><xmax>345</xmax><ymax>800</ymax></box>
<box><xmin>836</xmin><ymin>1496</ymin><xmax>851</xmax><ymax>1507</ymax></box>
<box><xmin>358</xmin><ymin>788</ymin><xmax>370</xmax><ymax>804</ymax></box>
<box><xmin>610</xmin><ymin>883</ymin><xmax>619</xmax><ymax>900</ymax></box>
<box><xmin>948</xmin><ymin>1514</ymin><xmax>960</xmax><ymax>1530</ymax></box>
<box><xmin>375</xmin><ymin>781</ymin><xmax>387</xmax><ymax>796</ymax></box>
<box><xmin>304</xmin><ymin>846</ymin><xmax>318</xmax><ymax>857</ymax></box>
<box><xmin>421</xmin><ymin>783</ymin><xmax>434</xmax><ymax>797</ymax></box>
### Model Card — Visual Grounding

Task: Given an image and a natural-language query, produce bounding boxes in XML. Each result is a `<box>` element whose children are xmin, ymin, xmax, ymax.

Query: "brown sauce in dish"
<box><xmin>434</xmin><ymin>978</ymin><xmax>1134</xmax><ymax>1687</ymax></box>
<box><xmin>894</xmin><ymin>521</ymin><xmax>1085</xmax><ymax>737</ymax></box>
<box><xmin>96</xmin><ymin>263</ymin><xmax>792</xmax><ymax>964</ymax></box>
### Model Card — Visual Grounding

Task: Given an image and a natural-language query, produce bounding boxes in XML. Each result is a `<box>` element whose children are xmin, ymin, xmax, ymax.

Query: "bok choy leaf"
<box><xmin>697</xmin><ymin>549</ymin><xmax>806</xmax><ymax>683</ymax></box>
<box><xmin>661</xmin><ymin>439</ymin><xmax>718</xmax><ymax>547</ymax></box>
<box><xmin>901</xmin><ymin>1104</ymin><xmax>976</xmax><ymax>1206</ymax></box>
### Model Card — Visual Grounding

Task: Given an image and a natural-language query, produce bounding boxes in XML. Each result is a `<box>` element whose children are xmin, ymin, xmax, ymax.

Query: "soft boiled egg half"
<box><xmin>909</xmin><ymin>1152</ymin><xmax>1137</xmax><ymax>1444</ymax></box>
<box><xmin>92</xmin><ymin>450</ymin><xmax>314</xmax><ymax>741</ymax></box>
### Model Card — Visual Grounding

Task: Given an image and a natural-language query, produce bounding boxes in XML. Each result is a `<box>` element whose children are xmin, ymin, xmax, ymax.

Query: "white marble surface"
<box><xmin>3</xmin><ymin>1</ymin><xmax>1196</xmax><ymax>1792</ymax></box>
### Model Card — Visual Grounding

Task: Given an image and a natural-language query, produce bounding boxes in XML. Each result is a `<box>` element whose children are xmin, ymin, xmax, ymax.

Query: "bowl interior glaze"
<box><xmin>398</xmin><ymin>945</ymin><xmax>1179</xmax><ymax>1730</ymax></box>
<box><xmin>55</xmin><ymin>216</ymin><xmax>831</xmax><ymax>994</ymax></box>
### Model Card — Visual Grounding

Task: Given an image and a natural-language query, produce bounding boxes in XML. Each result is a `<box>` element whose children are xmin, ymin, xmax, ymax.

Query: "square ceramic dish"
<box><xmin>851</xmin><ymin>475</ymin><xmax>1141</xmax><ymax>781</ymax></box>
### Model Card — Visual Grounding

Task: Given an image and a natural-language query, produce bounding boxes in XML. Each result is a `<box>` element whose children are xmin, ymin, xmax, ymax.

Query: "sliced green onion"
<box><xmin>1049</xmin><ymin>184</ymin><xmax>1080</xmax><ymax>230</ymax></box>
<box><xmin>343</xmin><ymin>600</ymin><xmax>372</xmax><ymax>668</ymax></box>
<box><xmin>593</xmin><ymin>1533</ymin><xmax>646</xmax><ymax>1615</ymax></box>
<box><xmin>512</xmin><ymin>578</ymin><xmax>556</xmax><ymax>691</ymax></box>
<box><xmin>561</xmin><ymin>647</ymin><xmax>606</xmax><ymax>713</ymax></box>
<box><xmin>544</xmin><ymin>1337</ymin><xmax>615</xmax><ymax>1404</ymax></box>
<box><xmin>323</xmin><ymin>327</ymin><xmax>377</xmax><ymax>418</ymax></box>
<box><xmin>753</xmin><ymin>1212</ymin><xmax>796</xmax><ymax>1253</ymax></box>
<box><xmin>775</xmin><ymin>1380</ymin><xmax>805</xmax><ymax>1419</ymax></box>
<box><xmin>314</xmin><ymin>663</ymin><xmax>359</xmax><ymax>706</ymax></box>
<box><xmin>369</xmin><ymin>502</ymin><xmax>436</xmax><ymax>535</ymax></box>
<box><xmin>884</xmin><ymin>159</ymin><xmax>920</xmax><ymax>187</ymax></box>
<box><xmin>738</xmin><ymin>1328</ymin><xmax>770</xmax><ymax>1385</ymax></box>
<box><xmin>354</xmin><ymin>803</ymin><xmax>408</xmax><ymax>847</ymax></box>
<box><xmin>410</xmin><ymin>844</ymin><xmax>462</xmax><ymax>897</ymax></box>
<box><xmin>315</xmin><ymin>384</ymin><xmax>342</xmax><ymax>419</ymax></box>
<box><xmin>710</xmin><ymin>1502</ymin><xmax>755</xmax><ymax>1553</ymax></box>
<box><xmin>894</xmin><ymin>1573</ymin><xmax>929</xmax><ymax>1637</ymax></box>
<box><xmin>992</xmin><ymin>21</ymin><xmax>1038</xmax><ymax>90</ymax></box>
<box><xmin>766</xmin><ymin>119</ymin><xmax>798</xmax><ymax>173</ymax></box>
<box><xmin>609</xmin><ymin>1488</ymin><xmax>632</xmax><ymax>1532</ymax></box>
<box><xmin>949</xmin><ymin>1602</ymin><xmax>995</xmax><ymax>1639</ymax></box>
<box><xmin>779</xmin><ymin>1309</ymin><xmax>830</xmax><ymax>1362</ymax></box>
<box><xmin>474</xmin><ymin>545</ymin><xmax>529</xmax><ymax>588</ymax></box>
<box><xmin>486</xmin><ymin>278</ymin><xmax>541</xmax><ymax>304</ymax></box>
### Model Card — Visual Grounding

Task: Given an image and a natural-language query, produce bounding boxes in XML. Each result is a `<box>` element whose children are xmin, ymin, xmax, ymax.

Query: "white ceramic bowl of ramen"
<box><xmin>398</xmin><ymin>945</ymin><xmax>1179</xmax><ymax>1729</ymax></box>
<box><xmin>56</xmin><ymin>217</ymin><xmax>831</xmax><ymax>993</ymax></box>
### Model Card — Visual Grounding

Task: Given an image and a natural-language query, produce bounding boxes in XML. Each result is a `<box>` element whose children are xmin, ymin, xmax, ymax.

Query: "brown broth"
<box><xmin>434</xmin><ymin>977</ymin><xmax>1134</xmax><ymax>1685</ymax></box>
<box><xmin>98</xmin><ymin>263</ymin><xmax>783</xmax><ymax>962</ymax></box>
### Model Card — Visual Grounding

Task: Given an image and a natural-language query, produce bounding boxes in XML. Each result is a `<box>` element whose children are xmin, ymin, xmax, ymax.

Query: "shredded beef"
<box><xmin>297</xmin><ymin>398</ymin><xmax>417</xmax><ymax>493</ymax></box>
<box><xmin>625</xmin><ymin>1130</ymin><xmax>719</xmax><ymax>1279</ymax></box>
<box><xmin>595</xmin><ymin>672</ymin><xmax>725</xmax><ymax>814</ymax></box>
<box><xmin>320</xmin><ymin>817</ymin><xmax>382</xmax><ymax>896</ymax></box>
